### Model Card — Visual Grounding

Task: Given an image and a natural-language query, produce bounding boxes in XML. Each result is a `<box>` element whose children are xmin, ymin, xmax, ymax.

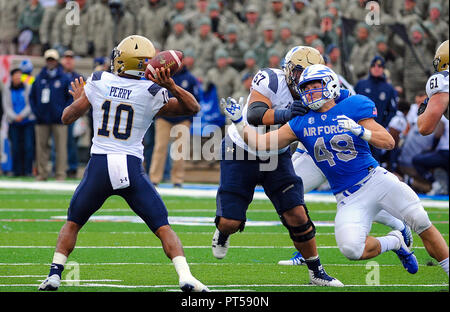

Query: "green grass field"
<box><xmin>0</xmin><ymin>187</ymin><xmax>448</xmax><ymax>292</ymax></box>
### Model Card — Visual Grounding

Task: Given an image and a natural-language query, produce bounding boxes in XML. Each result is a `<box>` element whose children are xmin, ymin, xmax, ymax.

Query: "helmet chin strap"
<box><xmin>120</xmin><ymin>70</ymin><xmax>145</xmax><ymax>79</ymax></box>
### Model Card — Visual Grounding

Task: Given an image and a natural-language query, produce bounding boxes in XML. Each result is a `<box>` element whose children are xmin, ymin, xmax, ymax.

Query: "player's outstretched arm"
<box><xmin>62</xmin><ymin>77</ymin><xmax>91</xmax><ymax>125</ymax></box>
<box><xmin>222</xmin><ymin>97</ymin><xmax>297</xmax><ymax>151</ymax></box>
<box><xmin>358</xmin><ymin>118</ymin><xmax>395</xmax><ymax>150</ymax></box>
<box><xmin>247</xmin><ymin>90</ymin><xmax>308</xmax><ymax>126</ymax></box>
<box><xmin>417</xmin><ymin>93</ymin><xmax>449</xmax><ymax>135</ymax></box>
<box><xmin>151</xmin><ymin>68</ymin><xmax>200</xmax><ymax>117</ymax></box>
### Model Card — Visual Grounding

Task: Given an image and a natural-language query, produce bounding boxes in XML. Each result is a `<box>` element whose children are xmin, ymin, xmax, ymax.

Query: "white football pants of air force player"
<box><xmin>333</xmin><ymin>166</ymin><xmax>432</xmax><ymax>260</ymax></box>
<box><xmin>292</xmin><ymin>149</ymin><xmax>410</xmax><ymax>231</ymax></box>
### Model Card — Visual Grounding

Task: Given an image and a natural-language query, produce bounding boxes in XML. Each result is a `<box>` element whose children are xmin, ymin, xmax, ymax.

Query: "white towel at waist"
<box><xmin>107</xmin><ymin>154</ymin><xmax>130</xmax><ymax>190</ymax></box>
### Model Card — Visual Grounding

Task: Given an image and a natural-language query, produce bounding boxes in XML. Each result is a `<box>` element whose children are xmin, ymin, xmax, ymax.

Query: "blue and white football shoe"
<box><xmin>388</xmin><ymin>230</ymin><xmax>419</xmax><ymax>274</ymax></box>
<box><xmin>179</xmin><ymin>276</ymin><xmax>210</xmax><ymax>292</ymax></box>
<box><xmin>38</xmin><ymin>274</ymin><xmax>60</xmax><ymax>291</ymax></box>
<box><xmin>308</xmin><ymin>266</ymin><xmax>344</xmax><ymax>287</ymax></box>
<box><xmin>212</xmin><ymin>229</ymin><xmax>230</xmax><ymax>259</ymax></box>
<box><xmin>278</xmin><ymin>251</ymin><xmax>306</xmax><ymax>266</ymax></box>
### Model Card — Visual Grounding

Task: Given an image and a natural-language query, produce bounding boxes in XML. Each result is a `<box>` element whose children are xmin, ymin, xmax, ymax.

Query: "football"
<box><xmin>145</xmin><ymin>50</ymin><xmax>183</xmax><ymax>79</ymax></box>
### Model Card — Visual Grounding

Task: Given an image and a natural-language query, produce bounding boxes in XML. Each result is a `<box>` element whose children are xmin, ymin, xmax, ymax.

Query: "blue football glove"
<box><xmin>291</xmin><ymin>100</ymin><xmax>310</xmax><ymax>117</ymax></box>
<box><xmin>221</xmin><ymin>96</ymin><xmax>244</xmax><ymax>123</ymax></box>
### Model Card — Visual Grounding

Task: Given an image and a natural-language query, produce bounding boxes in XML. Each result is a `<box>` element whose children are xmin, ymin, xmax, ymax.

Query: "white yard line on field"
<box><xmin>0</xmin><ymin>245</ymin><xmax>428</xmax><ymax>249</ymax></box>
<box><xmin>0</xmin><ymin>180</ymin><xmax>447</xmax><ymax>208</ymax></box>
<box><xmin>0</xmin><ymin>283</ymin><xmax>447</xmax><ymax>289</ymax></box>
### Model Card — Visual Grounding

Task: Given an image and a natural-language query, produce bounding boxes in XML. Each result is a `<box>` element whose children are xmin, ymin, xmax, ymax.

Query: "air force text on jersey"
<box><xmin>302</xmin><ymin>122</ymin><xmax>347</xmax><ymax>137</ymax></box>
<box><xmin>109</xmin><ymin>86</ymin><xmax>133</xmax><ymax>100</ymax></box>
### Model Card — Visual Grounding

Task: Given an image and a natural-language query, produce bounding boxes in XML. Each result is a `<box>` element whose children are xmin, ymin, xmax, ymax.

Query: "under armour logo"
<box><xmin>120</xmin><ymin>177</ymin><xmax>128</xmax><ymax>184</ymax></box>
<box><xmin>226</xmin><ymin>147</ymin><xmax>235</xmax><ymax>153</ymax></box>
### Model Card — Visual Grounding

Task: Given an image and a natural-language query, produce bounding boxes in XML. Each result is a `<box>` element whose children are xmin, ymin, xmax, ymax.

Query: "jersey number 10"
<box><xmin>97</xmin><ymin>100</ymin><xmax>134</xmax><ymax>140</ymax></box>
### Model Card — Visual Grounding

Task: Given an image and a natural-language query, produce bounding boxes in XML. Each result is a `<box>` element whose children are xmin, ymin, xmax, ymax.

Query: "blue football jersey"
<box><xmin>288</xmin><ymin>95</ymin><xmax>379</xmax><ymax>194</ymax></box>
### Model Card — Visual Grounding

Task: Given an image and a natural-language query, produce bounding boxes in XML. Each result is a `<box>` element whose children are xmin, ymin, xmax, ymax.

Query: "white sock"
<box><xmin>52</xmin><ymin>252</ymin><xmax>67</xmax><ymax>266</ymax></box>
<box><xmin>172</xmin><ymin>256</ymin><xmax>192</xmax><ymax>280</ymax></box>
<box><xmin>374</xmin><ymin>210</ymin><xmax>404</xmax><ymax>231</ymax></box>
<box><xmin>439</xmin><ymin>258</ymin><xmax>449</xmax><ymax>276</ymax></box>
<box><xmin>376</xmin><ymin>235</ymin><xmax>401</xmax><ymax>253</ymax></box>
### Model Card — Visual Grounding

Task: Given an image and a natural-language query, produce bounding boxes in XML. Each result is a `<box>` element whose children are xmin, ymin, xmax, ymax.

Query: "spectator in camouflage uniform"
<box><xmin>424</xmin><ymin>2</ymin><xmax>449</xmax><ymax>42</ymax></box>
<box><xmin>240</xmin><ymin>50</ymin><xmax>258</xmax><ymax>79</ymax></box>
<box><xmin>0</xmin><ymin>0</ymin><xmax>23</xmax><ymax>54</ymax></box>
<box><xmin>253</xmin><ymin>20</ymin><xmax>278</xmax><ymax>69</ymax></box>
<box><xmin>165</xmin><ymin>15</ymin><xmax>194</xmax><ymax>52</ymax></box>
<box><xmin>62</xmin><ymin>0</ymin><xmax>95</xmax><ymax>57</ymax></box>
<box><xmin>274</xmin><ymin>21</ymin><xmax>302</xmax><ymax>58</ymax></box>
<box><xmin>190</xmin><ymin>16</ymin><xmax>221</xmax><ymax>77</ymax></box>
<box><xmin>39</xmin><ymin>0</ymin><xmax>66</xmax><ymax>54</ymax></box>
<box><xmin>204</xmin><ymin>48</ymin><xmax>240</xmax><ymax>111</ymax></box>
<box><xmin>91</xmin><ymin>0</ymin><xmax>135</xmax><ymax>58</ymax></box>
<box><xmin>289</xmin><ymin>0</ymin><xmax>318</xmax><ymax>39</ymax></box>
<box><xmin>267</xmin><ymin>48</ymin><xmax>281</xmax><ymax>69</ymax></box>
<box><xmin>395</xmin><ymin>0</ymin><xmax>422</xmax><ymax>28</ymax></box>
<box><xmin>303</xmin><ymin>27</ymin><xmax>320</xmax><ymax>47</ymax></box>
<box><xmin>261</xmin><ymin>0</ymin><xmax>292</xmax><ymax>34</ymax></box>
<box><xmin>375</xmin><ymin>35</ymin><xmax>403</xmax><ymax>88</ymax></box>
<box><xmin>401</xmin><ymin>24</ymin><xmax>434</xmax><ymax>103</ymax></box>
<box><xmin>137</xmin><ymin>0</ymin><xmax>171</xmax><ymax>47</ymax></box>
<box><xmin>17</xmin><ymin>0</ymin><xmax>44</xmax><ymax>56</ymax></box>
<box><xmin>222</xmin><ymin>23</ymin><xmax>249</xmax><ymax>72</ymax></box>
<box><xmin>319</xmin><ymin>12</ymin><xmax>339</xmax><ymax>48</ymax></box>
<box><xmin>349</xmin><ymin>23</ymin><xmax>376</xmax><ymax>82</ymax></box>
<box><xmin>241</xmin><ymin>4</ymin><xmax>262</xmax><ymax>49</ymax></box>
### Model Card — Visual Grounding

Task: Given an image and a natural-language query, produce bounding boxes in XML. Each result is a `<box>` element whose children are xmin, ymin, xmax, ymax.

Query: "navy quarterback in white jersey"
<box><xmin>38</xmin><ymin>35</ymin><xmax>209</xmax><ymax>292</ymax></box>
<box><xmin>418</xmin><ymin>40</ymin><xmax>449</xmax><ymax>135</ymax></box>
<box><xmin>214</xmin><ymin>46</ymin><xmax>343</xmax><ymax>287</ymax></box>
<box><xmin>224</xmin><ymin>64</ymin><xmax>449</xmax><ymax>277</ymax></box>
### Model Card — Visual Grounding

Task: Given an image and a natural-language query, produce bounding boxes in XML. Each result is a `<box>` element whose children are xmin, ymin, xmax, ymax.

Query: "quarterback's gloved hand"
<box><xmin>291</xmin><ymin>100</ymin><xmax>310</xmax><ymax>117</ymax></box>
<box><xmin>221</xmin><ymin>97</ymin><xmax>244</xmax><ymax>123</ymax></box>
<box><xmin>417</xmin><ymin>97</ymin><xmax>429</xmax><ymax>116</ymax></box>
<box><xmin>336</xmin><ymin>114</ymin><xmax>371</xmax><ymax>141</ymax></box>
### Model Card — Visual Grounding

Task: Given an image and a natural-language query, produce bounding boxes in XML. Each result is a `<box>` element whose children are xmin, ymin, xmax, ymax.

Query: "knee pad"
<box><xmin>403</xmin><ymin>205</ymin><xmax>432</xmax><ymax>235</ymax></box>
<box><xmin>280</xmin><ymin>207</ymin><xmax>316</xmax><ymax>243</ymax></box>
<box><xmin>214</xmin><ymin>216</ymin><xmax>246</xmax><ymax>232</ymax></box>
<box><xmin>339</xmin><ymin>243</ymin><xmax>364</xmax><ymax>260</ymax></box>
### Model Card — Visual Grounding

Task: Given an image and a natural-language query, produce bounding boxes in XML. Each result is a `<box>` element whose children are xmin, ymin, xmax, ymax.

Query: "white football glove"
<box><xmin>336</xmin><ymin>115</ymin><xmax>372</xmax><ymax>141</ymax></box>
<box><xmin>220</xmin><ymin>96</ymin><xmax>244</xmax><ymax>123</ymax></box>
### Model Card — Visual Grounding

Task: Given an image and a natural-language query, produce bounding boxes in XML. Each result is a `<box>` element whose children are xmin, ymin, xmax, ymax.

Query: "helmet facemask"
<box><xmin>284</xmin><ymin>61</ymin><xmax>305</xmax><ymax>96</ymax></box>
<box><xmin>298</xmin><ymin>75</ymin><xmax>339</xmax><ymax>111</ymax></box>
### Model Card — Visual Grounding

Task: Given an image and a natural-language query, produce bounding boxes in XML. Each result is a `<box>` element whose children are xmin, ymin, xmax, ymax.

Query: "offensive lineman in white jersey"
<box><xmin>38</xmin><ymin>35</ymin><xmax>209</xmax><ymax>292</ymax></box>
<box><xmin>418</xmin><ymin>40</ymin><xmax>449</xmax><ymax>135</ymax></box>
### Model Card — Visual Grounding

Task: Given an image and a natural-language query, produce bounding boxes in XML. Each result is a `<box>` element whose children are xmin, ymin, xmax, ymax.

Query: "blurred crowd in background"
<box><xmin>0</xmin><ymin>0</ymin><xmax>448</xmax><ymax>195</ymax></box>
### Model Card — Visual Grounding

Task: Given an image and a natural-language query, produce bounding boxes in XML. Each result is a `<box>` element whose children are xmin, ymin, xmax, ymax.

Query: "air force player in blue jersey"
<box><xmin>214</xmin><ymin>46</ymin><xmax>343</xmax><ymax>287</ymax></box>
<box><xmin>38</xmin><ymin>36</ymin><xmax>209</xmax><ymax>292</ymax></box>
<box><xmin>224</xmin><ymin>64</ymin><xmax>449</xmax><ymax>277</ymax></box>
